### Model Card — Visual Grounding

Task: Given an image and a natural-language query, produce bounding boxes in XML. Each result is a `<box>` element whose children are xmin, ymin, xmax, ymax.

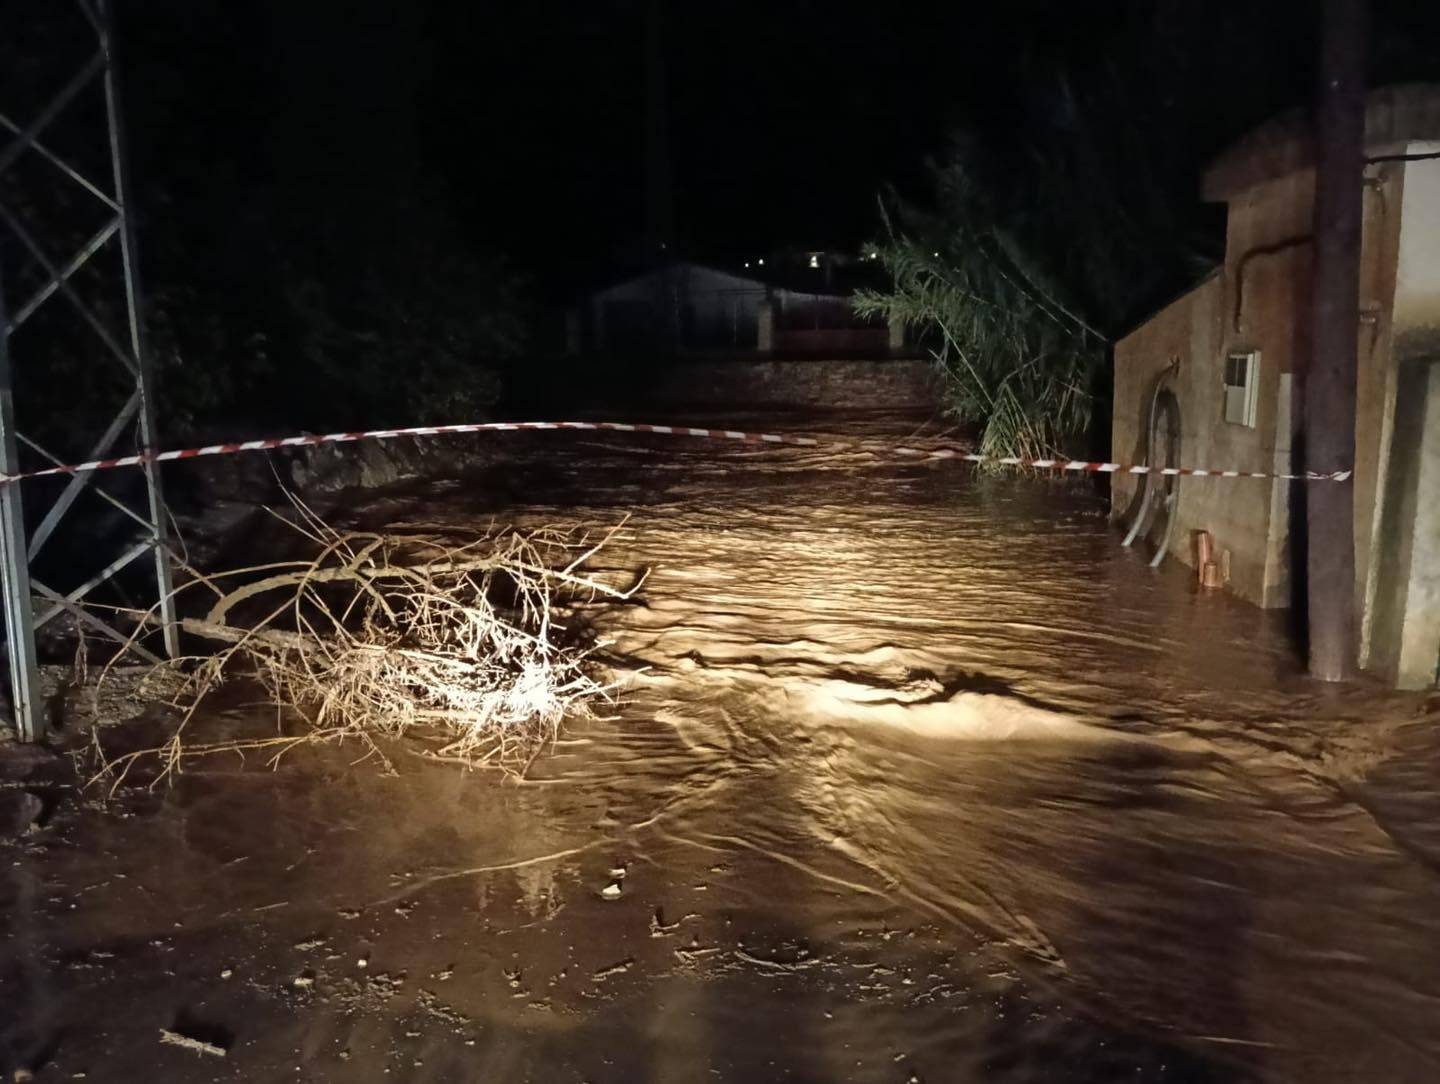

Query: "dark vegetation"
<box><xmin>2</xmin><ymin>2</ymin><xmax>523</xmax><ymax>463</ymax></box>
<box><xmin>7</xmin><ymin>0</ymin><xmax>1440</xmax><ymax>466</ymax></box>
<box><xmin>859</xmin><ymin>0</ymin><xmax>1440</xmax><ymax>458</ymax></box>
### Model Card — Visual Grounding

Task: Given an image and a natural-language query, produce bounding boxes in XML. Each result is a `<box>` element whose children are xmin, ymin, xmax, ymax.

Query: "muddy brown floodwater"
<box><xmin>4</xmin><ymin>409</ymin><xmax>1440</xmax><ymax>1084</ymax></box>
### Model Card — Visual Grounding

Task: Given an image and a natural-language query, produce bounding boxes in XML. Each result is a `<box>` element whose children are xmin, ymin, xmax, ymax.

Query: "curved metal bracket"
<box><xmin>1121</xmin><ymin>359</ymin><xmax>1182</xmax><ymax>567</ymax></box>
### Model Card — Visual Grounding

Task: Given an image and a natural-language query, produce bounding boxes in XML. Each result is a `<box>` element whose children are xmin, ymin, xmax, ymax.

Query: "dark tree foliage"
<box><xmin>2</xmin><ymin>1</ymin><xmax>523</xmax><ymax>458</ymax></box>
<box><xmin>860</xmin><ymin>0</ymin><xmax>1440</xmax><ymax>459</ymax></box>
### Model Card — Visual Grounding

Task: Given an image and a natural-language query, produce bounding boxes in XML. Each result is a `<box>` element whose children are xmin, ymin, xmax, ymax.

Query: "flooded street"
<box><xmin>5</xmin><ymin>410</ymin><xmax>1440</xmax><ymax>1082</ymax></box>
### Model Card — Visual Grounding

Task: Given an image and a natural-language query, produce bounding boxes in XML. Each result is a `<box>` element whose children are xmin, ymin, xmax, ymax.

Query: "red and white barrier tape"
<box><xmin>890</xmin><ymin>446</ymin><xmax>1353</xmax><ymax>481</ymax></box>
<box><xmin>0</xmin><ymin>420</ymin><xmax>1352</xmax><ymax>484</ymax></box>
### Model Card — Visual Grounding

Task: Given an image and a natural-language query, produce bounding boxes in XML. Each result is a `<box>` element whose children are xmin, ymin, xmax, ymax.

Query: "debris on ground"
<box><xmin>93</xmin><ymin>507</ymin><xmax>644</xmax><ymax>785</ymax></box>
<box><xmin>157</xmin><ymin>1028</ymin><xmax>227</xmax><ymax>1058</ymax></box>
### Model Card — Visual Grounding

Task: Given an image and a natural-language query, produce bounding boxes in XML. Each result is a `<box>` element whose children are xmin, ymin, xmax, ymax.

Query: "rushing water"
<box><xmin>6</xmin><ymin>410</ymin><xmax>1440</xmax><ymax>1082</ymax></box>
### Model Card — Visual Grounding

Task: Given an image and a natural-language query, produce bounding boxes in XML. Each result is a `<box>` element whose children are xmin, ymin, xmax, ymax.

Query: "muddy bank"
<box><xmin>4</xmin><ymin>411</ymin><xmax>1440</xmax><ymax>1083</ymax></box>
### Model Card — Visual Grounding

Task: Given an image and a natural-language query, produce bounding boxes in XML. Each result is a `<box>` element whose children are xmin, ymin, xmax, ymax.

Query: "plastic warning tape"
<box><xmin>891</xmin><ymin>446</ymin><xmax>1353</xmax><ymax>481</ymax></box>
<box><xmin>0</xmin><ymin>420</ymin><xmax>1352</xmax><ymax>484</ymax></box>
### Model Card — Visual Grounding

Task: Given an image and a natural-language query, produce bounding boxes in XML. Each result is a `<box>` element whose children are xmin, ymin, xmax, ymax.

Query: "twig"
<box><xmin>92</xmin><ymin>513</ymin><xmax>641</xmax><ymax>787</ymax></box>
<box><xmin>158</xmin><ymin>1029</ymin><xmax>227</xmax><ymax>1058</ymax></box>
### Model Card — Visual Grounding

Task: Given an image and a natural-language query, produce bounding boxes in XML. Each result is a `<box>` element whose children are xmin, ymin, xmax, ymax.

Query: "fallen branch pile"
<box><xmin>99</xmin><ymin>502</ymin><xmax>642</xmax><ymax>784</ymax></box>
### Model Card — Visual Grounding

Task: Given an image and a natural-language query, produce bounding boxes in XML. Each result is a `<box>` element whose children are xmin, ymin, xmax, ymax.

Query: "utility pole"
<box><xmin>642</xmin><ymin>0</ymin><xmax>675</xmax><ymax>265</ymax></box>
<box><xmin>1305</xmin><ymin>0</ymin><xmax>1368</xmax><ymax>681</ymax></box>
<box><xmin>642</xmin><ymin>0</ymin><xmax>677</xmax><ymax>355</ymax></box>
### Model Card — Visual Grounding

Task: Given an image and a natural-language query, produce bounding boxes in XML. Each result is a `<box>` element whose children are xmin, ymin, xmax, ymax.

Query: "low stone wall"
<box><xmin>650</xmin><ymin>358</ymin><xmax>942</xmax><ymax>410</ymax></box>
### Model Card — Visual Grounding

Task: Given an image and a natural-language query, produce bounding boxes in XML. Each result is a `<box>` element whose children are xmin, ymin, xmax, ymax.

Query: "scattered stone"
<box><xmin>600</xmin><ymin>882</ymin><xmax>623</xmax><ymax>901</ymax></box>
<box><xmin>0</xmin><ymin>791</ymin><xmax>44</xmax><ymax>839</ymax></box>
<box><xmin>220</xmin><ymin>968</ymin><xmax>233</xmax><ymax>979</ymax></box>
<box><xmin>607</xmin><ymin>864</ymin><xmax>627</xmax><ymax>880</ymax></box>
<box><xmin>293</xmin><ymin>971</ymin><xmax>316</xmax><ymax>989</ymax></box>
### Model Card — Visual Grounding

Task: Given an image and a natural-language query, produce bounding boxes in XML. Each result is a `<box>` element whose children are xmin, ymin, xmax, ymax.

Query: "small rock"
<box><xmin>293</xmin><ymin>971</ymin><xmax>315</xmax><ymax>988</ymax></box>
<box><xmin>600</xmin><ymin>882</ymin><xmax>623</xmax><ymax>901</ymax></box>
<box><xmin>0</xmin><ymin>791</ymin><xmax>44</xmax><ymax>839</ymax></box>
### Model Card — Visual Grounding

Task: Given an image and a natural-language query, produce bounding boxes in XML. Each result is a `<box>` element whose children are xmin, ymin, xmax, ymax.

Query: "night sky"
<box><xmin>99</xmin><ymin>0</ymin><xmax>1440</xmax><ymax>301</ymax></box>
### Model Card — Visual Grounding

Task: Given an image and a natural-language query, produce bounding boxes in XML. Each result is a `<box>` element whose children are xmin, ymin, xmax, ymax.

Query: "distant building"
<box><xmin>1112</xmin><ymin>84</ymin><xmax>1440</xmax><ymax>688</ymax></box>
<box><xmin>572</xmin><ymin>259</ymin><xmax>904</xmax><ymax>358</ymax></box>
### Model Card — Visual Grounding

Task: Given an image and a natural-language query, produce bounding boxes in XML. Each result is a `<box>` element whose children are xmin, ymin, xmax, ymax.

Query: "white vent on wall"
<box><xmin>1223</xmin><ymin>350</ymin><xmax>1260</xmax><ymax>428</ymax></box>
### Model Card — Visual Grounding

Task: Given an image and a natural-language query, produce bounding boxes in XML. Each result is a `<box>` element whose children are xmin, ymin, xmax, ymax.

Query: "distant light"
<box><xmin>808</xmin><ymin>254</ymin><xmax>819</xmax><ymax>269</ymax></box>
<box><xmin>744</xmin><ymin>261</ymin><xmax>750</xmax><ymax>268</ymax></box>
<box><xmin>932</xmin><ymin>251</ymin><xmax>939</xmax><ymax>257</ymax></box>
<box><xmin>757</xmin><ymin>258</ymin><xmax>765</xmax><ymax>266</ymax></box>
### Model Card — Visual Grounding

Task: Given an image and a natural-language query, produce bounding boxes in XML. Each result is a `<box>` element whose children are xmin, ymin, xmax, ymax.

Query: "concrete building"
<box><xmin>1112</xmin><ymin>84</ymin><xmax>1440</xmax><ymax>688</ymax></box>
<box><xmin>576</xmin><ymin>261</ymin><xmax>898</xmax><ymax>358</ymax></box>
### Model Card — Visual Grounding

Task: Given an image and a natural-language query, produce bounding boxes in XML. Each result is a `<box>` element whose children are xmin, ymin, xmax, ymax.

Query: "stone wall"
<box><xmin>648</xmin><ymin>358</ymin><xmax>942</xmax><ymax>410</ymax></box>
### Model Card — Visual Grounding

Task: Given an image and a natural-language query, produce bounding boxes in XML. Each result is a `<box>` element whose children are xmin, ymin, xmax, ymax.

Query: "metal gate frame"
<box><xmin>0</xmin><ymin>0</ymin><xmax>178</xmax><ymax>742</ymax></box>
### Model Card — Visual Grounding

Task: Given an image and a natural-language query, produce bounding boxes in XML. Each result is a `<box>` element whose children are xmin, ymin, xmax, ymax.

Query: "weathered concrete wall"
<box><xmin>1114</xmin><ymin>91</ymin><xmax>1440</xmax><ymax>685</ymax></box>
<box><xmin>1390</xmin><ymin>145</ymin><xmax>1440</xmax><ymax>354</ymax></box>
<box><xmin>1112</xmin><ymin>273</ymin><xmax>1292</xmax><ymax>605</ymax></box>
<box><xmin>1114</xmin><ymin>153</ymin><xmax>1405</xmax><ymax>612</ymax></box>
<box><xmin>1365</xmin><ymin>146</ymin><xmax>1440</xmax><ymax>687</ymax></box>
<box><xmin>648</xmin><ymin>358</ymin><xmax>943</xmax><ymax>410</ymax></box>
<box><xmin>1219</xmin><ymin>162</ymin><xmax>1404</xmax><ymax>612</ymax></box>
<box><xmin>1354</xmin><ymin>161</ymin><xmax>1409</xmax><ymax>628</ymax></box>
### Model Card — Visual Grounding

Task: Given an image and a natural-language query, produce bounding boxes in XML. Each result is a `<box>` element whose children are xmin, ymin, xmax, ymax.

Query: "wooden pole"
<box><xmin>1305</xmin><ymin>0</ymin><xmax>1368</xmax><ymax>681</ymax></box>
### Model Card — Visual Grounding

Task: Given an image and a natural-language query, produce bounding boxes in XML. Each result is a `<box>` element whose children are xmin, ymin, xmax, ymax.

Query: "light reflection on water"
<box><xmin>13</xmin><ymin>411</ymin><xmax>1438</xmax><ymax>1083</ymax></box>
<box><xmin>418</xmin><ymin>412</ymin><xmax>1440</xmax><ymax>1082</ymax></box>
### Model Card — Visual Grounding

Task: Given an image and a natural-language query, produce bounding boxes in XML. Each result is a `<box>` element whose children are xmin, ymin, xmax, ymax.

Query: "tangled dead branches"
<box><xmin>98</xmin><ymin>500</ymin><xmax>643</xmax><ymax>786</ymax></box>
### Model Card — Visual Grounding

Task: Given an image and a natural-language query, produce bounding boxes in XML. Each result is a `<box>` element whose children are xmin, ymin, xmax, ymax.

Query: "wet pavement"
<box><xmin>3</xmin><ymin>410</ymin><xmax>1439</xmax><ymax>1082</ymax></box>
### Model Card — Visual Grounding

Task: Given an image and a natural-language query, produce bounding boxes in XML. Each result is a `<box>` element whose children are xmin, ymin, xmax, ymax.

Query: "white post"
<box><xmin>756</xmin><ymin>299</ymin><xmax>774</xmax><ymax>354</ymax></box>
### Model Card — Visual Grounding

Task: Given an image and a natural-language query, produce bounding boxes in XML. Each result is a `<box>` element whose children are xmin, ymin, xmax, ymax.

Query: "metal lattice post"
<box><xmin>100</xmin><ymin>0</ymin><xmax>179</xmax><ymax>659</ymax></box>
<box><xmin>0</xmin><ymin>277</ymin><xmax>44</xmax><ymax>742</ymax></box>
<box><xmin>0</xmin><ymin>0</ymin><xmax>181</xmax><ymax>741</ymax></box>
